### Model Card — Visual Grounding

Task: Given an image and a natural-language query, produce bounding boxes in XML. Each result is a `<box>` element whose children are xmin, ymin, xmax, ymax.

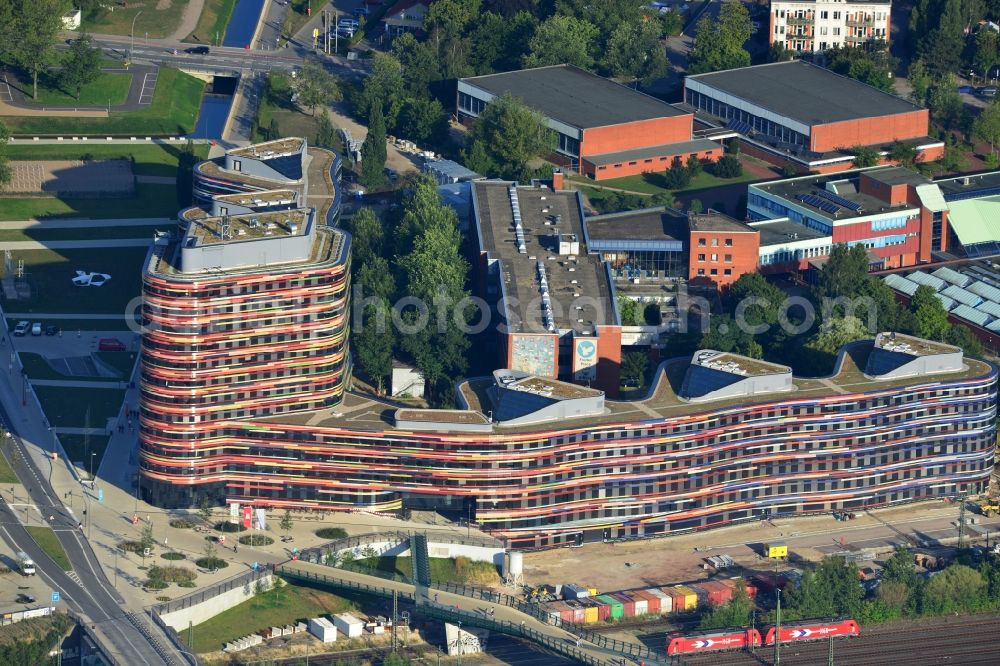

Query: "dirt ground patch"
<box><xmin>3</xmin><ymin>160</ymin><xmax>134</xmax><ymax>195</ymax></box>
<box><xmin>325</xmin><ymin>101</ymin><xmax>421</xmax><ymax>176</ymax></box>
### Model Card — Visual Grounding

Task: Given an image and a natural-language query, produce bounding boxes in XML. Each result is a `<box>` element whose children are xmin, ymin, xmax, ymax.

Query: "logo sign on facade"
<box><xmin>573</xmin><ymin>338</ymin><xmax>598</xmax><ymax>380</ymax></box>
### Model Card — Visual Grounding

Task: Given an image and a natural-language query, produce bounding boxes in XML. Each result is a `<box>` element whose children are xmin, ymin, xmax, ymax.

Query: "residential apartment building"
<box><xmin>770</xmin><ymin>0</ymin><xmax>891</xmax><ymax>53</ymax></box>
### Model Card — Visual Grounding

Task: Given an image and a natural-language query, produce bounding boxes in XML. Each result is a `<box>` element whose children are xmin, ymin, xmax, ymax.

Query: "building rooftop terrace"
<box><xmin>185</xmin><ymin>209</ymin><xmax>310</xmax><ymax>246</ymax></box>
<box><xmin>228</xmin><ymin>138</ymin><xmax>304</xmax><ymax>159</ymax></box>
<box><xmin>751</xmin><ymin>168</ymin><xmax>918</xmax><ymax>219</ymax></box>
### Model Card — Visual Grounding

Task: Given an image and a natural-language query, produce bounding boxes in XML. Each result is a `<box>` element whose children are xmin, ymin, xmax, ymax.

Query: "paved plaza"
<box><xmin>2</xmin><ymin>160</ymin><xmax>135</xmax><ymax>195</ymax></box>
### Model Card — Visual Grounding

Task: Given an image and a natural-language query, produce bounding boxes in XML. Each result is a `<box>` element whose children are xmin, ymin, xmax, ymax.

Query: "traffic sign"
<box><xmin>51</xmin><ymin>591</ymin><xmax>60</xmax><ymax>604</ymax></box>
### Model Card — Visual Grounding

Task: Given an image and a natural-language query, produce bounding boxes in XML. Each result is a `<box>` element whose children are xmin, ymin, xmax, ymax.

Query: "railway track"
<box><xmin>678</xmin><ymin>614</ymin><xmax>1000</xmax><ymax>665</ymax></box>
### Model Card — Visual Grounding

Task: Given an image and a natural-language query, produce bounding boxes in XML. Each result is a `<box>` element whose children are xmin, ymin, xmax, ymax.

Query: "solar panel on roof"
<box><xmin>726</xmin><ymin>119</ymin><xmax>753</xmax><ymax>135</ymax></box>
<box><xmin>797</xmin><ymin>194</ymin><xmax>841</xmax><ymax>214</ymax></box>
<box><xmin>816</xmin><ymin>189</ymin><xmax>862</xmax><ymax>212</ymax></box>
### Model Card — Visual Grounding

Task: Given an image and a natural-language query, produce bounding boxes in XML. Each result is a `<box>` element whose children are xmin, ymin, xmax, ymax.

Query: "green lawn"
<box><xmin>3</xmin><ymin>68</ymin><xmax>204</xmax><ymax>137</ymax></box>
<box><xmin>82</xmin><ymin>1</ymin><xmax>192</xmax><ymax>39</ymax></box>
<box><xmin>28</xmin><ymin>71</ymin><xmax>132</xmax><ymax>107</ymax></box>
<box><xmin>9</xmin><ymin>247</ymin><xmax>149</xmax><ymax>314</ymax></box>
<box><xmin>0</xmin><ymin>225</ymin><xmax>167</xmax><ymax>243</ymax></box>
<box><xmin>25</xmin><ymin>526</ymin><xmax>71</xmax><ymax>571</ymax></box>
<box><xmin>3</xmin><ymin>143</ymin><xmax>210</xmax><ymax>178</ymax></box>
<box><xmin>6</xmin><ymin>317</ymin><xmax>137</xmax><ymax>332</ymax></box>
<box><xmin>0</xmin><ymin>450</ymin><xmax>17</xmax><ymax>484</ymax></box>
<box><xmin>282</xmin><ymin>0</ymin><xmax>327</xmax><ymax>38</ymax></box>
<box><xmin>34</xmin><ymin>385</ymin><xmax>126</xmax><ymax>428</ymax></box>
<box><xmin>0</xmin><ymin>184</ymin><xmax>178</xmax><ymax>221</ymax></box>
<box><xmin>184</xmin><ymin>0</ymin><xmax>238</xmax><ymax>45</ymax></box>
<box><xmin>58</xmin><ymin>433</ymin><xmax>110</xmax><ymax>472</ymax></box>
<box><xmin>18</xmin><ymin>353</ymin><xmax>67</xmax><ymax>381</ymax></box>
<box><xmin>254</xmin><ymin>72</ymin><xmax>343</xmax><ymax>151</ymax></box>
<box><xmin>18</xmin><ymin>351</ymin><xmax>135</xmax><ymax>380</ymax></box>
<box><xmin>351</xmin><ymin>556</ymin><xmax>500</xmax><ymax>585</ymax></box>
<box><xmin>188</xmin><ymin>581</ymin><xmax>357</xmax><ymax>653</ymax></box>
<box><xmin>94</xmin><ymin>351</ymin><xmax>138</xmax><ymax>377</ymax></box>
<box><xmin>571</xmin><ymin>168</ymin><xmax>759</xmax><ymax>196</ymax></box>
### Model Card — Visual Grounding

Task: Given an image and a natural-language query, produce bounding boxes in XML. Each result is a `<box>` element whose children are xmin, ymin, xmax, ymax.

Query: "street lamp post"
<box><xmin>90</xmin><ymin>452</ymin><xmax>96</xmax><ymax>483</ymax></box>
<box><xmin>129</xmin><ymin>11</ymin><xmax>143</xmax><ymax>65</ymax></box>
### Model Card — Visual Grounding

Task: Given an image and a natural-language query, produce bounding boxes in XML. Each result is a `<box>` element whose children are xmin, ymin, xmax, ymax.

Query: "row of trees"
<box><xmin>349</xmin><ymin>177</ymin><xmax>472</xmax><ymax>404</ymax></box>
<box><xmin>703</xmin><ymin>548</ymin><xmax>1000</xmax><ymax>632</ymax></box>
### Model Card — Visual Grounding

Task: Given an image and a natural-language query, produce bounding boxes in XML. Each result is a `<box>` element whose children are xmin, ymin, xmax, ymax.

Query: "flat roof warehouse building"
<box><xmin>458</xmin><ymin>65</ymin><xmax>723</xmax><ymax>180</ymax></box>
<box><xmin>684</xmin><ymin>61</ymin><xmax>943</xmax><ymax>173</ymax></box>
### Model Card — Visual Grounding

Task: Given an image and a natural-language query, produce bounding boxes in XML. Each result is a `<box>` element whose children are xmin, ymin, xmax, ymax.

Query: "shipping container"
<box><xmin>647</xmin><ymin>587</ymin><xmax>673</xmax><ymax>614</ymax></box>
<box><xmin>673</xmin><ymin>586</ymin><xmax>698</xmax><ymax>611</ymax></box>
<box><xmin>627</xmin><ymin>591</ymin><xmax>648</xmax><ymax>616</ymax></box>
<box><xmin>597</xmin><ymin>594</ymin><xmax>624</xmax><ymax>620</ymax></box>
<box><xmin>764</xmin><ymin>542</ymin><xmax>788</xmax><ymax>559</ymax></box>
<box><xmin>594</xmin><ymin>598</ymin><xmax>611</xmax><ymax>622</ymax></box>
<box><xmin>558</xmin><ymin>602</ymin><xmax>576</xmax><ymax>625</ymax></box>
<box><xmin>635</xmin><ymin>589</ymin><xmax>660</xmax><ymax>614</ymax></box>
<box><xmin>661</xmin><ymin>587</ymin><xmax>686</xmax><ymax>613</ymax></box>
<box><xmin>587</xmin><ymin>587</ymin><xmax>598</xmax><ymax>596</ymax></box>
<box><xmin>565</xmin><ymin>600</ymin><xmax>586</xmax><ymax>624</ymax></box>
<box><xmin>699</xmin><ymin>580</ymin><xmax>734</xmax><ymax>606</ymax></box>
<box><xmin>581</xmin><ymin>599</ymin><xmax>600</xmax><ymax>624</ymax></box>
<box><xmin>332</xmin><ymin>614</ymin><xmax>364</xmax><ymax>639</ymax></box>
<box><xmin>687</xmin><ymin>583</ymin><xmax>711</xmax><ymax>608</ymax></box>
<box><xmin>612</xmin><ymin>592</ymin><xmax>636</xmax><ymax>617</ymax></box>
<box><xmin>544</xmin><ymin>602</ymin><xmax>565</xmax><ymax>624</ymax></box>
<box><xmin>563</xmin><ymin>584</ymin><xmax>591</xmax><ymax>600</ymax></box>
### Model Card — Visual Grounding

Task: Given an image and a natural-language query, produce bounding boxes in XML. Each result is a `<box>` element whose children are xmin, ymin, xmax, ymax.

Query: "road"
<box><xmin>0</xmin><ymin>379</ymin><xmax>184</xmax><ymax>664</ymax></box>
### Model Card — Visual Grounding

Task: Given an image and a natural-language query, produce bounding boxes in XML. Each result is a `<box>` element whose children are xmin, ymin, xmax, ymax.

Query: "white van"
<box><xmin>30</xmin><ymin>323</ymin><xmax>42</xmax><ymax>336</ymax></box>
<box><xmin>17</xmin><ymin>551</ymin><xmax>35</xmax><ymax>576</ymax></box>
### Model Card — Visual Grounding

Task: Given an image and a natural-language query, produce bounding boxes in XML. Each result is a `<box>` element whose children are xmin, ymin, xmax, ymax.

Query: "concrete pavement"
<box><xmin>0</xmin><ymin>239</ymin><xmax>153</xmax><ymax>250</ymax></box>
<box><xmin>0</xmin><ymin>217</ymin><xmax>174</xmax><ymax>229</ymax></box>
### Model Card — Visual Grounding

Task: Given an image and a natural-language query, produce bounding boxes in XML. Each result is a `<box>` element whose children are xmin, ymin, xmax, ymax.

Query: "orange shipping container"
<box><xmin>673</xmin><ymin>585</ymin><xmax>698</xmax><ymax>611</ymax></box>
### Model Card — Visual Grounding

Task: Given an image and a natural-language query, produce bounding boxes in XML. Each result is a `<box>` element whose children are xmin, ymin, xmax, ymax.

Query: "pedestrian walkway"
<box><xmin>0</xmin><ymin>239</ymin><xmax>152</xmax><ymax>250</ymax></box>
<box><xmin>32</xmin><ymin>380</ymin><xmax>124</xmax><ymax>389</ymax></box>
<box><xmin>0</xmin><ymin>217</ymin><xmax>173</xmax><ymax>229</ymax></box>
<box><xmin>171</xmin><ymin>0</ymin><xmax>206</xmax><ymax>41</ymax></box>
<box><xmin>134</xmin><ymin>175</ymin><xmax>176</xmax><ymax>185</ymax></box>
<box><xmin>53</xmin><ymin>426</ymin><xmax>112</xmax><ymax>435</ymax></box>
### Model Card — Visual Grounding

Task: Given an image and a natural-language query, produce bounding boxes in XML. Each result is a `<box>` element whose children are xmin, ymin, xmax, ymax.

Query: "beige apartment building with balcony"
<box><xmin>769</xmin><ymin>0</ymin><xmax>891</xmax><ymax>53</ymax></box>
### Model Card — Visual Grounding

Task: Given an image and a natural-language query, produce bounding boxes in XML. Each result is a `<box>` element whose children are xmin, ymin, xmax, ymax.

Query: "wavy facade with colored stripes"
<box><xmin>140</xmin><ymin>348</ymin><xmax>997</xmax><ymax>549</ymax></box>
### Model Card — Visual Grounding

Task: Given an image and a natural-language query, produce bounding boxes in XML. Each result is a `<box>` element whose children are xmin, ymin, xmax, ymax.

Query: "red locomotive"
<box><xmin>764</xmin><ymin>619</ymin><xmax>860</xmax><ymax>645</ymax></box>
<box><xmin>667</xmin><ymin>629</ymin><xmax>763</xmax><ymax>655</ymax></box>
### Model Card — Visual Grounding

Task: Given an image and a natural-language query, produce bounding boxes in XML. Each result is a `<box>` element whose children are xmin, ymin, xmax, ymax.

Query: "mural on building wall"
<box><xmin>510</xmin><ymin>334</ymin><xmax>556</xmax><ymax>376</ymax></box>
<box><xmin>573</xmin><ymin>338</ymin><xmax>598</xmax><ymax>380</ymax></box>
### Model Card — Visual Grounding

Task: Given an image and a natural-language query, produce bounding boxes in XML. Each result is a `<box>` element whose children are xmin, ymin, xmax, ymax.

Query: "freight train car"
<box><xmin>667</xmin><ymin>629</ymin><xmax>763</xmax><ymax>655</ymax></box>
<box><xmin>764</xmin><ymin>619</ymin><xmax>860</xmax><ymax>645</ymax></box>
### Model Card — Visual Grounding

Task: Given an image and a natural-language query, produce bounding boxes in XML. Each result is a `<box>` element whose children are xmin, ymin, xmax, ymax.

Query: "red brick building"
<box><xmin>684</xmin><ymin>61</ymin><xmax>943</xmax><ymax>174</ymax></box>
<box><xmin>688</xmin><ymin>214</ymin><xmax>762</xmax><ymax>288</ymax></box>
<box><xmin>458</xmin><ymin>65</ymin><xmax>722</xmax><ymax>180</ymax></box>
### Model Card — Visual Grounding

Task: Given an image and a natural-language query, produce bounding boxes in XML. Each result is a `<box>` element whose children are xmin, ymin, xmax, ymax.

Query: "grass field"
<box><xmin>18</xmin><ymin>351</ymin><xmax>135</xmax><ymax>380</ymax></box>
<box><xmin>570</xmin><ymin>168</ymin><xmax>759</xmax><ymax>196</ymax></box>
<box><xmin>254</xmin><ymin>72</ymin><xmax>343</xmax><ymax>151</ymax></box>
<box><xmin>10</xmin><ymin>247</ymin><xmax>149</xmax><ymax>315</ymax></box>
<box><xmin>282</xmin><ymin>0</ymin><xmax>327</xmax><ymax>38</ymax></box>
<box><xmin>188</xmin><ymin>581</ymin><xmax>358</xmax><ymax>653</ymax></box>
<box><xmin>27</xmin><ymin>71</ymin><xmax>132</xmax><ymax>107</ymax></box>
<box><xmin>25</xmin><ymin>526</ymin><xmax>71</xmax><ymax>571</ymax></box>
<box><xmin>184</xmin><ymin>0</ymin><xmax>238</xmax><ymax>44</ymax></box>
<box><xmin>6</xmin><ymin>317</ymin><xmax>137</xmax><ymax>332</ymax></box>
<box><xmin>3</xmin><ymin>69</ymin><xmax>204</xmax><ymax>137</ymax></box>
<box><xmin>0</xmin><ymin>184</ymin><xmax>177</xmax><ymax>221</ymax></box>
<box><xmin>352</xmin><ymin>556</ymin><xmax>500</xmax><ymax>585</ymax></box>
<box><xmin>18</xmin><ymin>353</ymin><xmax>67</xmax><ymax>381</ymax></box>
<box><xmin>58</xmin><ymin>433</ymin><xmax>110</xmax><ymax>472</ymax></box>
<box><xmin>94</xmin><ymin>351</ymin><xmax>138</xmax><ymax>377</ymax></box>
<box><xmin>3</xmin><ymin>143</ymin><xmax>210</xmax><ymax>178</ymax></box>
<box><xmin>0</xmin><ymin>450</ymin><xmax>17</xmax><ymax>484</ymax></box>
<box><xmin>82</xmin><ymin>1</ymin><xmax>192</xmax><ymax>39</ymax></box>
<box><xmin>0</xmin><ymin>225</ymin><xmax>166</xmax><ymax>243</ymax></box>
<box><xmin>34</xmin><ymin>385</ymin><xmax>126</xmax><ymax>428</ymax></box>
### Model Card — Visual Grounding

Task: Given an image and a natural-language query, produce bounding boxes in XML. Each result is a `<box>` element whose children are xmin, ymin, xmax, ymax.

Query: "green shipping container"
<box><xmin>597</xmin><ymin>594</ymin><xmax>623</xmax><ymax>619</ymax></box>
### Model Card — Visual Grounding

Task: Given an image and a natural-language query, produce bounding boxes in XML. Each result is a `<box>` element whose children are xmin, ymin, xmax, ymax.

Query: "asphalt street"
<box><xmin>0</xmin><ymin>341</ymin><xmax>184</xmax><ymax>665</ymax></box>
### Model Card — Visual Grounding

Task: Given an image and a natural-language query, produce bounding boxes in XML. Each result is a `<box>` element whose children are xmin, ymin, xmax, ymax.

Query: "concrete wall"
<box><xmin>329</xmin><ymin>540</ymin><xmax>505</xmax><ymax>567</ymax></box>
<box><xmin>159</xmin><ymin>574</ymin><xmax>273</xmax><ymax>631</ymax></box>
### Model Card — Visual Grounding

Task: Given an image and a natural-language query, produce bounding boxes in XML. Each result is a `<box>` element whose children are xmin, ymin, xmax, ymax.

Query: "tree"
<box><xmin>0</xmin><ymin>121</ymin><xmax>9</xmax><ymax>189</ymax></box>
<box><xmin>908</xmin><ymin>60</ymin><xmax>931</xmax><ymax>106</ymax></box>
<box><xmin>726</xmin><ymin>272</ymin><xmax>786</xmax><ymax>330</ymax></box>
<box><xmin>202</xmin><ymin>540</ymin><xmax>219</xmax><ymax>571</ymax></box>
<box><xmin>699</xmin><ymin>580</ymin><xmax>752</xmax><ymax>629</ymax></box>
<box><xmin>910</xmin><ymin>285</ymin><xmax>951</xmax><ymax>340</ymax></box>
<box><xmin>928</xmin><ymin>74</ymin><xmax>963</xmax><ymax>130</ymax></box>
<box><xmin>712</xmin><ymin>155</ymin><xmax>743</xmax><ymax>178</ymax></box>
<box><xmin>825</xmin><ymin>43</ymin><xmax>896</xmax><ymax>92</ymax></box>
<box><xmin>770</xmin><ymin>41</ymin><xmax>794</xmax><ymax>62</ymax></box>
<box><xmin>5</xmin><ymin>0</ymin><xmax>70</xmax><ymax>100</ymax></box>
<box><xmin>621</xmin><ymin>352</ymin><xmax>649</xmax><ymax>386</ymax></box>
<box><xmin>618</xmin><ymin>296</ymin><xmax>641</xmax><ymax>325</ymax></box>
<box><xmin>851</xmin><ymin>145</ymin><xmax>881</xmax><ymax>168</ymax></box>
<box><xmin>817</xmin><ymin>244</ymin><xmax>872</xmax><ymax>300</ymax></box>
<box><xmin>139</xmin><ymin>522</ymin><xmax>155</xmax><ymax>556</ymax></box>
<box><xmin>923</xmin><ymin>564</ymin><xmax>985</xmax><ymax>614</ymax></box>
<box><xmin>360</xmin><ymin>104</ymin><xmax>387</xmax><ymax>190</ymax></box>
<box><xmin>523</xmin><ymin>14</ymin><xmax>598</xmax><ymax>69</ymax></box>
<box><xmin>946</xmin><ymin>323</ymin><xmax>984</xmax><ymax>356</ymax></box>
<box><xmin>662</xmin><ymin>8</ymin><xmax>683</xmax><ymax>37</ymax></box>
<box><xmin>197</xmin><ymin>496</ymin><xmax>212</xmax><ymax>524</ymax></box>
<box><xmin>664</xmin><ymin>157</ymin><xmax>692</xmax><ymax>189</ymax></box>
<box><xmin>688</xmin><ymin>2</ymin><xmax>753</xmax><ymax>74</ymax></box>
<box><xmin>464</xmin><ymin>92</ymin><xmax>555</xmax><ymax>181</ymax></box>
<box><xmin>354</xmin><ymin>300</ymin><xmax>394</xmax><ymax>395</ymax></box>
<box><xmin>60</xmin><ymin>33</ymin><xmax>102</xmax><ymax>101</ymax></box>
<box><xmin>346</xmin><ymin>207</ymin><xmax>383</xmax><ymax>268</ymax></box>
<box><xmin>468</xmin><ymin>10</ymin><xmax>537</xmax><ymax>73</ymax></box>
<box><xmin>355</xmin><ymin>53</ymin><xmax>405</xmax><ymax>125</ymax></box>
<box><xmin>975</xmin><ymin>99</ymin><xmax>1000</xmax><ymax>156</ymax></box>
<box><xmin>921</xmin><ymin>0</ymin><xmax>966</xmax><ymax>77</ymax></box>
<box><xmin>314</xmin><ymin>110</ymin><xmax>337</xmax><ymax>150</ymax></box>
<box><xmin>785</xmin><ymin>556</ymin><xmax>864</xmax><ymax>619</ymax></box>
<box><xmin>279</xmin><ymin>510</ymin><xmax>293</xmax><ymax>537</ymax></box>
<box><xmin>268</xmin><ymin>118</ymin><xmax>280</xmax><ymax>141</ymax></box>
<box><xmin>296</xmin><ymin>58</ymin><xmax>341</xmax><ymax>116</ymax></box>
<box><xmin>699</xmin><ymin>315</ymin><xmax>763</xmax><ymax>358</ymax></box>
<box><xmin>806</xmin><ymin>316</ymin><xmax>870</xmax><ymax>354</ymax></box>
<box><xmin>976</xmin><ymin>28</ymin><xmax>999</xmax><ymax>76</ymax></box>
<box><xmin>605</xmin><ymin>19</ymin><xmax>667</xmax><ymax>85</ymax></box>
<box><xmin>889</xmin><ymin>141</ymin><xmax>919</xmax><ymax>166</ymax></box>
<box><xmin>391</xmin><ymin>32</ymin><xmax>439</xmax><ymax>98</ymax></box>
<box><xmin>688</xmin><ymin>199</ymin><xmax>703</xmax><ymax>214</ymax></box>
<box><xmin>396</xmin><ymin>97</ymin><xmax>447</xmax><ymax>144</ymax></box>
<box><xmin>686</xmin><ymin>153</ymin><xmax>703</xmax><ymax>178</ymax></box>
<box><xmin>357</xmin><ymin>256</ymin><xmax>396</xmax><ymax>301</ymax></box>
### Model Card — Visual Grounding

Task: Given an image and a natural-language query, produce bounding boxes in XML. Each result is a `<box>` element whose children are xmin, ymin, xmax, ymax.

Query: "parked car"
<box><xmin>12</xmin><ymin>321</ymin><xmax>29</xmax><ymax>336</ymax></box>
<box><xmin>15</xmin><ymin>593</ymin><xmax>36</xmax><ymax>604</ymax></box>
<box><xmin>98</xmin><ymin>338</ymin><xmax>126</xmax><ymax>352</ymax></box>
<box><xmin>979</xmin><ymin>85</ymin><xmax>998</xmax><ymax>97</ymax></box>
<box><xmin>184</xmin><ymin>45</ymin><xmax>210</xmax><ymax>55</ymax></box>
<box><xmin>44</xmin><ymin>325</ymin><xmax>60</xmax><ymax>336</ymax></box>
<box><xmin>958</xmin><ymin>85</ymin><xmax>976</xmax><ymax>94</ymax></box>
<box><xmin>30</xmin><ymin>323</ymin><xmax>42</xmax><ymax>336</ymax></box>
<box><xmin>338</xmin><ymin>18</ymin><xmax>360</xmax><ymax>29</ymax></box>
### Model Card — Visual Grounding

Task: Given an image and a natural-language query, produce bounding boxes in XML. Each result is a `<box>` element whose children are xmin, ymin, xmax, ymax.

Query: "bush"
<box><xmin>145</xmin><ymin>579</ymin><xmax>169</xmax><ymax>590</ymax></box>
<box><xmin>178</xmin><ymin>581</ymin><xmax>196</xmax><ymax>588</ymax></box>
<box><xmin>161</xmin><ymin>552</ymin><xmax>186</xmax><ymax>561</ymax></box>
<box><xmin>119</xmin><ymin>540</ymin><xmax>145</xmax><ymax>554</ymax></box>
<box><xmin>316</xmin><ymin>527</ymin><xmax>348</xmax><ymax>540</ymax></box>
<box><xmin>169</xmin><ymin>519</ymin><xmax>194</xmax><ymax>529</ymax></box>
<box><xmin>195</xmin><ymin>557</ymin><xmax>229</xmax><ymax>570</ymax></box>
<box><xmin>214</xmin><ymin>521</ymin><xmax>247</xmax><ymax>533</ymax></box>
<box><xmin>148</xmin><ymin>565</ymin><xmax>196</xmax><ymax>584</ymax></box>
<box><xmin>238</xmin><ymin>534</ymin><xmax>275</xmax><ymax>546</ymax></box>
<box><xmin>712</xmin><ymin>155</ymin><xmax>743</xmax><ymax>178</ymax></box>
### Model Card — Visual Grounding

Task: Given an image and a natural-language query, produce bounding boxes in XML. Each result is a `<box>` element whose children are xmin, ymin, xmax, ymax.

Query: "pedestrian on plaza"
<box><xmin>234</xmin><ymin>544</ymin><xmax>238</xmax><ymax>553</ymax></box>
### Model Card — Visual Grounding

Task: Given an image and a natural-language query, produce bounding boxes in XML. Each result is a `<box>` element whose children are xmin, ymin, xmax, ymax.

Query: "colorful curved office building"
<box><xmin>141</xmin><ymin>271</ymin><xmax>997</xmax><ymax>552</ymax></box>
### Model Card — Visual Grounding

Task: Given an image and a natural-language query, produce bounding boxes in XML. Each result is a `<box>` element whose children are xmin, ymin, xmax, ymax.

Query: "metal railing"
<box><xmin>298</xmin><ymin>529</ymin><xmax>505</xmax><ymax>566</ymax></box>
<box><xmin>150</xmin><ymin>566</ymin><xmax>272</xmax><ymax>616</ymax></box>
<box><xmin>147</xmin><ymin>608</ymin><xmax>201</xmax><ymax>666</ymax></box>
